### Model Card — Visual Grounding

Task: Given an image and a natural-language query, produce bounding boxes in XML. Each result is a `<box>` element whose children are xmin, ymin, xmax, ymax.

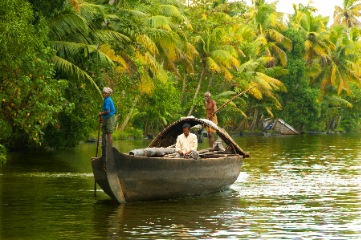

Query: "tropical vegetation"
<box><xmin>1</xmin><ymin>0</ymin><xmax>361</xmax><ymax>158</ymax></box>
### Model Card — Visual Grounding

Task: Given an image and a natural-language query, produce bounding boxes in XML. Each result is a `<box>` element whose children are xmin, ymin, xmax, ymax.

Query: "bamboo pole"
<box><xmin>208</xmin><ymin>86</ymin><xmax>256</xmax><ymax>119</ymax></box>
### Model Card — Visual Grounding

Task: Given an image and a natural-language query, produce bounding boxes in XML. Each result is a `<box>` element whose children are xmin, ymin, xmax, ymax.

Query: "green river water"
<box><xmin>1</xmin><ymin>133</ymin><xmax>360</xmax><ymax>239</ymax></box>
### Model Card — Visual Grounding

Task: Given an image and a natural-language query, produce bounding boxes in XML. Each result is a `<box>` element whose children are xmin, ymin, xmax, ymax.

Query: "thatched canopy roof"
<box><xmin>148</xmin><ymin>117</ymin><xmax>249</xmax><ymax>157</ymax></box>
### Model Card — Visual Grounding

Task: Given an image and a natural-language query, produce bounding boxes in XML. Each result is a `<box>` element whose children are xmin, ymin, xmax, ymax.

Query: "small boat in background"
<box><xmin>91</xmin><ymin>117</ymin><xmax>249</xmax><ymax>203</ymax></box>
<box><xmin>263</xmin><ymin>118</ymin><xmax>299</xmax><ymax>135</ymax></box>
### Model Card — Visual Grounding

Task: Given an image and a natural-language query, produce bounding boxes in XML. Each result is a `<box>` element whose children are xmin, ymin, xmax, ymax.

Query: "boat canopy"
<box><xmin>148</xmin><ymin>117</ymin><xmax>249</xmax><ymax>157</ymax></box>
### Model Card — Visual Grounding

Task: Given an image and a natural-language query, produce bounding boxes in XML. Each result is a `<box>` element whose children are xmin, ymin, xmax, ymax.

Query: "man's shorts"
<box><xmin>206</xmin><ymin>115</ymin><xmax>218</xmax><ymax>133</ymax></box>
<box><xmin>102</xmin><ymin>115</ymin><xmax>116</xmax><ymax>134</ymax></box>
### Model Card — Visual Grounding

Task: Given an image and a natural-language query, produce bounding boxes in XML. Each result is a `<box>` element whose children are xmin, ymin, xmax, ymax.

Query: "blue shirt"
<box><xmin>102</xmin><ymin>96</ymin><xmax>116</xmax><ymax>119</ymax></box>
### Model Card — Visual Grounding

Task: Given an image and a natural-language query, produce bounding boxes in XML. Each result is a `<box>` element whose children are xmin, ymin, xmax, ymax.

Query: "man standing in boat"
<box><xmin>204</xmin><ymin>92</ymin><xmax>217</xmax><ymax>148</ymax></box>
<box><xmin>175</xmin><ymin>123</ymin><xmax>199</xmax><ymax>160</ymax></box>
<box><xmin>99</xmin><ymin>87</ymin><xmax>116</xmax><ymax>145</ymax></box>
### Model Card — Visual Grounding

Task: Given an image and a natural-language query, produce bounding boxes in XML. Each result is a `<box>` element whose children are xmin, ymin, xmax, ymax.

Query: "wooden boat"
<box><xmin>91</xmin><ymin>117</ymin><xmax>249</xmax><ymax>203</ymax></box>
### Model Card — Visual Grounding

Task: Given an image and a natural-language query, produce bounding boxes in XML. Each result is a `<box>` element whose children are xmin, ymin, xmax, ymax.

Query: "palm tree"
<box><xmin>48</xmin><ymin>1</ymin><xmax>131</xmax><ymax>96</ymax></box>
<box><xmin>289</xmin><ymin>2</ymin><xmax>332</xmax><ymax>80</ymax></box>
<box><xmin>233</xmin><ymin>55</ymin><xmax>288</xmax><ymax>131</ymax></box>
<box><xmin>219</xmin><ymin>0</ymin><xmax>290</xmax><ymax>129</ymax></box>
<box><xmin>103</xmin><ymin>0</ymin><xmax>194</xmax><ymax>95</ymax></box>
<box><xmin>186</xmin><ymin>26</ymin><xmax>240</xmax><ymax>115</ymax></box>
<box><xmin>244</xmin><ymin>0</ymin><xmax>292</xmax><ymax>67</ymax></box>
<box><xmin>321</xmin><ymin>94</ymin><xmax>353</xmax><ymax>131</ymax></box>
<box><xmin>319</xmin><ymin>25</ymin><xmax>361</xmax><ymax>95</ymax></box>
<box><xmin>185</xmin><ymin>3</ymin><xmax>244</xmax><ymax>115</ymax></box>
<box><xmin>291</xmin><ymin>3</ymin><xmax>361</xmax><ymax>95</ymax></box>
<box><xmin>105</xmin><ymin>0</ymin><xmax>195</xmax><ymax>128</ymax></box>
<box><xmin>333</xmin><ymin>0</ymin><xmax>361</xmax><ymax>28</ymax></box>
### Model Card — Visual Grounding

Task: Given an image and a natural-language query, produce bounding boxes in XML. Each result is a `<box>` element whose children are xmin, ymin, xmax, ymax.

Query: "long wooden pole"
<box><xmin>94</xmin><ymin>117</ymin><xmax>101</xmax><ymax>197</ymax></box>
<box><xmin>208</xmin><ymin>86</ymin><xmax>256</xmax><ymax>120</ymax></box>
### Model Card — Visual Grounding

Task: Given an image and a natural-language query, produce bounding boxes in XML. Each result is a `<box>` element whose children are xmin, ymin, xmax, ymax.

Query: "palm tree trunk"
<box><xmin>258</xmin><ymin>114</ymin><xmax>265</xmax><ymax>130</ymax></box>
<box><xmin>250</xmin><ymin>109</ymin><xmax>258</xmax><ymax>131</ymax></box>
<box><xmin>207</xmin><ymin>74</ymin><xmax>213</xmax><ymax>91</ymax></box>
<box><xmin>180</xmin><ymin>69</ymin><xmax>187</xmax><ymax>102</ymax></box>
<box><xmin>326</xmin><ymin>119</ymin><xmax>331</xmax><ymax>131</ymax></box>
<box><xmin>187</xmin><ymin>64</ymin><xmax>205</xmax><ymax>116</ymax></box>
<box><xmin>119</xmin><ymin>97</ymin><xmax>138</xmax><ymax>131</ymax></box>
<box><xmin>336</xmin><ymin>116</ymin><xmax>342</xmax><ymax>129</ymax></box>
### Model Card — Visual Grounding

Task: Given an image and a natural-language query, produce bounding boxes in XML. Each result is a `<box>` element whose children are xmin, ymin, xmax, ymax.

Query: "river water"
<box><xmin>1</xmin><ymin>133</ymin><xmax>361</xmax><ymax>239</ymax></box>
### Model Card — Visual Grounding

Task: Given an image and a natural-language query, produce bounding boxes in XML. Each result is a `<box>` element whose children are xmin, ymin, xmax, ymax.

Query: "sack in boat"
<box><xmin>129</xmin><ymin>148</ymin><xmax>176</xmax><ymax>157</ymax></box>
<box><xmin>144</xmin><ymin>148</ymin><xmax>175</xmax><ymax>156</ymax></box>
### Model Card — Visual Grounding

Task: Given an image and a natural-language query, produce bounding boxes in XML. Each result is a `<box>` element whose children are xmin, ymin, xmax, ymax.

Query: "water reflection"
<box><xmin>1</xmin><ymin>133</ymin><xmax>361</xmax><ymax>239</ymax></box>
<box><xmin>93</xmin><ymin>190</ymin><xmax>248</xmax><ymax>239</ymax></box>
<box><xmin>232</xmin><ymin>134</ymin><xmax>361</xmax><ymax>239</ymax></box>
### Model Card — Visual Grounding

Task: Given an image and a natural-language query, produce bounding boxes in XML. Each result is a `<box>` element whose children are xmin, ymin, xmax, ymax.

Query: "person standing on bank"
<box><xmin>99</xmin><ymin>87</ymin><xmax>116</xmax><ymax>145</ymax></box>
<box><xmin>204</xmin><ymin>92</ymin><xmax>218</xmax><ymax>148</ymax></box>
<box><xmin>175</xmin><ymin>123</ymin><xmax>199</xmax><ymax>160</ymax></box>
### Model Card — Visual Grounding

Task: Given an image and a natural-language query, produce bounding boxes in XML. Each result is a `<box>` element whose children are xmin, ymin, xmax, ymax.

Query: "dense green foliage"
<box><xmin>277</xmin><ymin>29</ymin><xmax>322</xmax><ymax>132</ymax></box>
<box><xmin>1</xmin><ymin>0</ymin><xmax>361</xmax><ymax>153</ymax></box>
<box><xmin>0</xmin><ymin>0</ymin><xmax>71</xmax><ymax>148</ymax></box>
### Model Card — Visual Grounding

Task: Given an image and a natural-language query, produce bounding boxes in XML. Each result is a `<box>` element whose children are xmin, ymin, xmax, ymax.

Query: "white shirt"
<box><xmin>175</xmin><ymin>133</ymin><xmax>198</xmax><ymax>154</ymax></box>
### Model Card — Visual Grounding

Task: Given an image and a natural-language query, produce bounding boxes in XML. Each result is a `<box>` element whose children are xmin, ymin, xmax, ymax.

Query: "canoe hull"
<box><xmin>92</xmin><ymin>147</ymin><xmax>242</xmax><ymax>203</ymax></box>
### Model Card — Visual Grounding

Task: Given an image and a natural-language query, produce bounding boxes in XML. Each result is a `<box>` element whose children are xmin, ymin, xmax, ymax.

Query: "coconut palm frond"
<box><xmin>248</xmin><ymin>87</ymin><xmax>263</xmax><ymax>100</ymax></box>
<box><xmin>136</xmin><ymin>34</ymin><xmax>159</xmax><ymax>56</ymax></box>
<box><xmin>304</xmin><ymin>39</ymin><xmax>313</xmax><ymax>52</ymax></box>
<box><xmin>238</xmin><ymin>59</ymin><xmax>260</xmax><ymax>73</ymax></box>
<box><xmin>51</xmin><ymin>41</ymin><xmax>83</xmax><ymax>56</ymax></box>
<box><xmin>217</xmin><ymin>91</ymin><xmax>238</xmax><ymax>98</ymax></box>
<box><xmin>143</xmin><ymin>52</ymin><xmax>157</xmax><ymax>70</ymax></box>
<box><xmin>256</xmin><ymin>72</ymin><xmax>286</xmax><ymax>92</ymax></box>
<box><xmin>219</xmin><ymin>45</ymin><xmax>239</xmax><ymax>58</ymax></box>
<box><xmin>157</xmin><ymin>31</ymin><xmax>180</xmax><ymax>49</ymax></box>
<box><xmin>154</xmin><ymin>63</ymin><xmax>169</xmax><ymax>84</ymax></box>
<box><xmin>159</xmin><ymin>4</ymin><xmax>185</xmax><ymax>21</ymax></box>
<box><xmin>327</xmin><ymin>95</ymin><xmax>353</xmax><ymax>108</ymax></box>
<box><xmin>164</xmin><ymin>57</ymin><xmax>179</xmax><ymax>76</ymax></box>
<box><xmin>48</xmin><ymin>13</ymin><xmax>88</xmax><ymax>41</ymax></box>
<box><xmin>149</xmin><ymin>15</ymin><xmax>172</xmax><ymax>30</ymax></box>
<box><xmin>185</xmin><ymin>42</ymin><xmax>199</xmax><ymax>59</ymax></box>
<box><xmin>92</xmin><ymin>30</ymin><xmax>130</xmax><ymax>43</ymax></box>
<box><xmin>337</xmin><ymin>76</ymin><xmax>348</xmax><ymax>95</ymax></box>
<box><xmin>79</xmin><ymin>2</ymin><xmax>106</xmax><ymax>27</ymax></box>
<box><xmin>333</xmin><ymin>0</ymin><xmax>361</xmax><ymax>27</ymax></box>
<box><xmin>320</xmin><ymin>76</ymin><xmax>331</xmax><ymax>92</ymax></box>
<box><xmin>346</xmin><ymin>61</ymin><xmax>361</xmax><ymax>81</ymax></box>
<box><xmin>206</xmin><ymin>57</ymin><xmax>222</xmax><ymax>73</ymax></box>
<box><xmin>127</xmin><ymin>9</ymin><xmax>148</xmax><ymax>18</ymax></box>
<box><xmin>265</xmin><ymin>106</ymin><xmax>274</xmax><ymax>118</ymax></box>
<box><xmin>254</xmin><ymin>74</ymin><xmax>273</xmax><ymax>91</ymax></box>
<box><xmin>161</xmin><ymin>0</ymin><xmax>181</xmax><ymax>6</ymax></box>
<box><xmin>139</xmin><ymin>73</ymin><xmax>155</xmax><ymax>95</ymax></box>
<box><xmin>312</xmin><ymin>43</ymin><xmax>329</xmax><ymax>59</ymax></box>
<box><xmin>163</xmin><ymin>45</ymin><xmax>178</xmax><ymax>62</ymax></box>
<box><xmin>148</xmin><ymin>28</ymin><xmax>179</xmax><ymax>46</ymax></box>
<box><xmin>52</xmin><ymin>55</ymin><xmax>102</xmax><ymax>97</ymax></box>
<box><xmin>210</xmin><ymin>50</ymin><xmax>239</xmax><ymax>68</ymax></box>
<box><xmin>264</xmin><ymin>66</ymin><xmax>289</xmax><ymax>78</ymax></box>
<box><xmin>308</xmin><ymin>62</ymin><xmax>322</xmax><ymax>78</ymax></box>
<box><xmin>329</xmin><ymin>62</ymin><xmax>337</xmax><ymax>86</ymax></box>
<box><xmin>52</xmin><ymin>41</ymin><xmax>117</xmax><ymax>67</ymax></box>
<box><xmin>270</xmin><ymin>43</ymin><xmax>288</xmax><ymax>66</ymax></box>
<box><xmin>98</xmin><ymin>44</ymin><xmax>128</xmax><ymax>71</ymax></box>
<box><xmin>220</xmin><ymin>66</ymin><xmax>233</xmax><ymax>81</ymax></box>
<box><xmin>267</xmin><ymin>29</ymin><xmax>292</xmax><ymax>51</ymax></box>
